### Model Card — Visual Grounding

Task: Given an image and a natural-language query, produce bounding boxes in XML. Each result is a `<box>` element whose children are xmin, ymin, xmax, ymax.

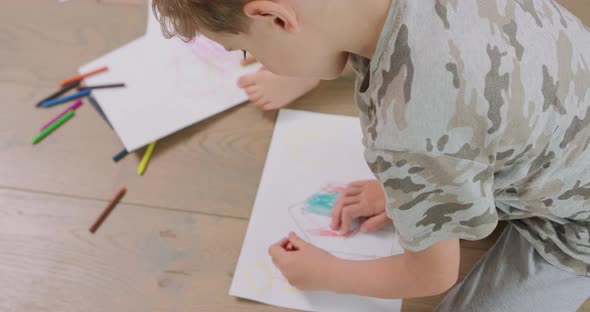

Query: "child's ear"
<box><xmin>243</xmin><ymin>1</ymin><xmax>299</xmax><ymax>33</ymax></box>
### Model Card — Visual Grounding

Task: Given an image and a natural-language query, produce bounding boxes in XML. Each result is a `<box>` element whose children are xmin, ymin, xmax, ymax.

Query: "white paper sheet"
<box><xmin>79</xmin><ymin>2</ymin><xmax>261</xmax><ymax>151</ymax></box>
<box><xmin>230</xmin><ymin>109</ymin><xmax>403</xmax><ymax>312</ymax></box>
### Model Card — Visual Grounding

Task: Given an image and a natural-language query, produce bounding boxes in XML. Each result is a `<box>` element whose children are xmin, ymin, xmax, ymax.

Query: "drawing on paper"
<box><xmin>169</xmin><ymin>35</ymin><xmax>243</xmax><ymax>97</ymax></box>
<box><xmin>289</xmin><ymin>184</ymin><xmax>397</xmax><ymax>259</ymax></box>
<box><xmin>186</xmin><ymin>36</ymin><xmax>240</xmax><ymax>73</ymax></box>
<box><xmin>243</xmin><ymin>183</ymin><xmax>397</xmax><ymax>294</ymax></box>
<box><xmin>230</xmin><ymin>110</ymin><xmax>403</xmax><ymax>311</ymax></box>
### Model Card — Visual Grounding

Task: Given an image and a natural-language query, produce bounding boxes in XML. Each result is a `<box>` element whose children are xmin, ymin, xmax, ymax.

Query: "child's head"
<box><xmin>152</xmin><ymin>0</ymin><xmax>349</xmax><ymax>79</ymax></box>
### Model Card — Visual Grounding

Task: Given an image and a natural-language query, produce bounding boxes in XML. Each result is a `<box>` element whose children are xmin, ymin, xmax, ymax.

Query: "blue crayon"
<box><xmin>40</xmin><ymin>89</ymin><xmax>91</xmax><ymax>108</ymax></box>
<box><xmin>112</xmin><ymin>148</ymin><xmax>129</xmax><ymax>162</ymax></box>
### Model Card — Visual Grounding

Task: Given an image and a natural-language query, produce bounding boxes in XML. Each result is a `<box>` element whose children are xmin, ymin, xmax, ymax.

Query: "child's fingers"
<box><xmin>277</xmin><ymin>237</ymin><xmax>290</xmax><ymax>246</ymax></box>
<box><xmin>284</xmin><ymin>241</ymin><xmax>295</xmax><ymax>251</ymax></box>
<box><xmin>340</xmin><ymin>204</ymin><xmax>363</xmax><ymax>234</ymax></box>
<box><xmin>287</xmin><ymin>232</ymin><xmax>308</xmax><ymax>249</ymax></box>
<box><xmin>360</xmin><ymin>212</ymin><xmax>390</xmax><ymax>233</ymax></box>
<box><xmin>274</xmin><ymin>238</ymin><xmax>290</xmax><ymax>250</ymax></box>
<box><xmin>342</xmin><ymin>186</ymin><xmax>362</xmax><ymax>197</ymax></box>
<box><xmin>330</xmin><ymin>196</ymin><xmax>344</xmax><ymax>230</ymax></box>
<box><xmin>348</xmin><ymin>180</ymin><xmax>371</xmax><ymax>187</ymax></box>
<box><xmin>333</xmin><ymin>184</ymin><xmax>365</xmax><ymax>231</ymax></box>
<box><xmin>269</xmin><ymin>238</ymin><xmax>289</xmax><ymax>258</ymax></box>
<box><xmin>341</xmin><ymin>196</ymin><xmax>360</xmax><ymax>206</ymax></box>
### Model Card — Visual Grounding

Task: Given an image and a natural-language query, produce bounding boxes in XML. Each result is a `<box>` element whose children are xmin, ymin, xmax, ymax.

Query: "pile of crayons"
<box><xmin>34</xmin><ymin>66</ymin><xmax>158</xmax><ymax>176</ymax></box>
<box><xmin>33</xmin><ymin>66</ymin><xmax>125</xmax><ymax>144</ymax></box>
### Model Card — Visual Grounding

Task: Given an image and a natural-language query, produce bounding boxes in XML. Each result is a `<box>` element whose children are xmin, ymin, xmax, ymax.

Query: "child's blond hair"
<box><xmin>152</xmin><ymin>0</ymin><xmax>250</xmax><ymax>40</ymax></box>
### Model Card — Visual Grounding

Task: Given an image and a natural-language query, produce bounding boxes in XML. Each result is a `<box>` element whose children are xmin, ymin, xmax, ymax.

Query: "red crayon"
<box><xmin>89</xmin><ymin>187</ymin><xmax>126</xmax><ymax>234</ymax></box>
<box><xmin>282</xmin><ymin>240</ymin><xmax>296</xmax><ymax>252</ymax></box>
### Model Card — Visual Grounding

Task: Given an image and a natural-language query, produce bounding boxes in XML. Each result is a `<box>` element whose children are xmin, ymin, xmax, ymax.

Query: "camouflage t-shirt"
<box><xmin>350</xmin><ymin>0</ymin><xmax>590</xmax><ymax>276</ymax></box>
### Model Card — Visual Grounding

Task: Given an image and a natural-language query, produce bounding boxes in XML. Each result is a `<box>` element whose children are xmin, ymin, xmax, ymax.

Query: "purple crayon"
<box><xmin>39</xmin><ymin>99</ymin><xmax>83</xmax><ymax>131</ymax></box>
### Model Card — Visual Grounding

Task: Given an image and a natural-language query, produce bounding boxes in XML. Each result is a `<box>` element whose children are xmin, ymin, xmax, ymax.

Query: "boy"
<box><xmin>153</xmin><ymin>0</ymin><xmax>590</xmax><ymax>310</ymax></box>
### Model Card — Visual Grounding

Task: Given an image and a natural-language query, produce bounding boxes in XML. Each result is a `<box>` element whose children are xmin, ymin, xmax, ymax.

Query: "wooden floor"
<box><xmin>1</xmin><ymin>1</ymin><xmax>588</xmax><ymax>311</ymax></box>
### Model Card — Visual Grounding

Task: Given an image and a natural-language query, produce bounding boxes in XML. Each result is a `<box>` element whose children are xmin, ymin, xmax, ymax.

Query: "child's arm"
<box><xmin>269</xmin><ymin>232</ymin><xmax>459</xmax><ymax>299</ymax></box>
<box><xmin>327</xmin><ymin>236</ymin><xmax>460</xmax><ymax>298</ymax></box>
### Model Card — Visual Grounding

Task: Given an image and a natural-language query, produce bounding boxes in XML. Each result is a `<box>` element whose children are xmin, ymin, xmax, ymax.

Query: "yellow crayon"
<box><xmin>138</xmin><ymin>141</ymin><xmax>157</xmax><ymax>176</ymax></box>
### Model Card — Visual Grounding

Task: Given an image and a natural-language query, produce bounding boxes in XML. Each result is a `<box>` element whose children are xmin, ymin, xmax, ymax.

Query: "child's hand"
<box><xmin>331</xmin><ymin>180</ymin><xmax>390</xmax><ymax>234</ymax></box>
<box><xmin>268</xmin><ymin>232</ymin><xmax>336</xmax><ymax>291</ymax></box>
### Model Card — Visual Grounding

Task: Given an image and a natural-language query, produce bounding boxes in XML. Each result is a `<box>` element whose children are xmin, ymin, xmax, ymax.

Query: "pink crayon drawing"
<box><xmin>288</xmin><ymin>184</ymin><xmax>397</xmax><ymax>259</ymax></box>
<box><xmin>167</xmin><ymin>35</ymin><xmax>244</xmax><ymax>98</ymax></box>
<box><xmin>307</xmin><ymin>227</ymin><xmax>360</xmax><ymax>238</ymax></box>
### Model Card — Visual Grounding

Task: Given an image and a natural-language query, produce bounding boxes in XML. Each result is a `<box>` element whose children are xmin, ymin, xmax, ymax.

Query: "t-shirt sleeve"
<box><xmin>366</xmin><ymin>147</ymin><xmax>498</xmax><ymax>252</ymax></box>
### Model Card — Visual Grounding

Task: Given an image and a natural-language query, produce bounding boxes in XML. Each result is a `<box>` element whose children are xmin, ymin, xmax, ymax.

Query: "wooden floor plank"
<box><xmin>0</xmin><ymin>0</ymin><xmax>145</xmax><ymax>88</ymax></box>
<box><xmin>0</xmin><ymin>188</ymin><xmax>288</xmax><ymax>312</ymax></box>
<box><xmin>559</xmin><ymin>0</ymin><xmax>590</xmax><ymax>25</ymax></box>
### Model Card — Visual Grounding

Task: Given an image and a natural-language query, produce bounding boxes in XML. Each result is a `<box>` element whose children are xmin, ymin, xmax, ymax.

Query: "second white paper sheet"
<box><xmin>230</xmin><ymin>109</ymin><xmax>403</xmax><ymax>312</ymax></box>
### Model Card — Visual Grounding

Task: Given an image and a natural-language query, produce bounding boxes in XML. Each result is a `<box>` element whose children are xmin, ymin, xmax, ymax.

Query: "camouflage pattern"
<box><xmin>349</xmin><ymin>0</ymin><xmax>590</xmax><ymax>275</ymax></box>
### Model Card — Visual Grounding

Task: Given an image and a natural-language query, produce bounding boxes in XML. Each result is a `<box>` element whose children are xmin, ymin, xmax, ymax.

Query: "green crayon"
<box><xmin>33</xmin><ymin>110</ymin><xmax>75</xmax><ymax>144</ymax></box>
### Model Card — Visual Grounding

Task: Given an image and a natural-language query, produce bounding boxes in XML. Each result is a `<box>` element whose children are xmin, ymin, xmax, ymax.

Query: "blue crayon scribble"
<box><xmin>304</xmin><ymin>192</ymin><xmax>340</xmax><ymax>216</ymax></box>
